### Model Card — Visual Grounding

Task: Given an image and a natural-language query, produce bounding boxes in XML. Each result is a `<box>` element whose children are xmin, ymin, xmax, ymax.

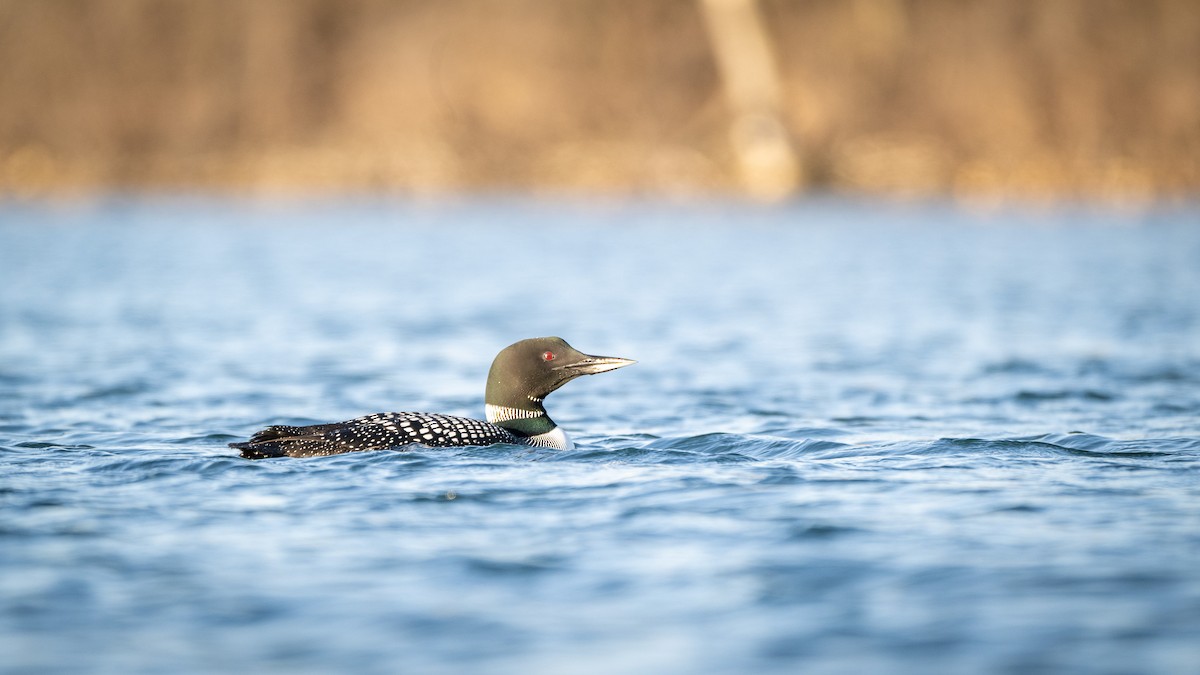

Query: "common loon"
<box><xmin>230</xmin><ymin>337</ymin><xmax>635</xmax><ymax>459</ymax></box>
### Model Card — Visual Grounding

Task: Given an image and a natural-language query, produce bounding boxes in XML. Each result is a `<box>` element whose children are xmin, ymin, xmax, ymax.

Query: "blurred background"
<box><xmin>1</xmin><ymin>0</ymin><xmax>1197</xmax><ymax>202</ymax></box>
<box><xmin>4</xmin><ymin>4</ymin><xmax>1200</xmax><ymax>674</ymax></box>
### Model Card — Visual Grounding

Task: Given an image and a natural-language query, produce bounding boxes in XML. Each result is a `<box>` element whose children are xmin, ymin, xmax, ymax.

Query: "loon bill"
<box><xmin>230</xmin><ymin>337</ymin><xmax>635</xmax><ymax>459</ymax></box>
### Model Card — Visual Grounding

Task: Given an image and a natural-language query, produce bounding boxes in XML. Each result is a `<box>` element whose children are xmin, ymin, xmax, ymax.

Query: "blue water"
<box><xmin>2</xmin><ymin>197</ymin><xmax>1199</xmax><ymax>674</ymax></box>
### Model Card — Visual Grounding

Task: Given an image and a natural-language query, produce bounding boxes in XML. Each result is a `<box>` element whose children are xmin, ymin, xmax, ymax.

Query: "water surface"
<box><xmin>2</xmin><ymin>198</ymin><xmax>1199</xmax><ymax>674</ymax></box>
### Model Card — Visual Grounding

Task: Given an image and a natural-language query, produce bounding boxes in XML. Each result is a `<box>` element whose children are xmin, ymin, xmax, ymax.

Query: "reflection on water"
<box><xmin>1</xmin><ymin>198</ymin><xmax>1199</xmax><ymax>674</ymax></box>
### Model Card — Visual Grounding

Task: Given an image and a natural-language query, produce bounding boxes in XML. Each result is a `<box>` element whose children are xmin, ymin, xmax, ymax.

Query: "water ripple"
<box><xmin>3</xmin><ymin>200</ymin><xmax>1200</xmax><ymax>675</ymax></box>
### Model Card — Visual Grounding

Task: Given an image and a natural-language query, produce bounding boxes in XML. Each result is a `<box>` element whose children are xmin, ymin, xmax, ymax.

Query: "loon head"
<box><xmin>484</xmin><ymin>337</ymin><xmax>635</xmax><ymax>434</ymax></box>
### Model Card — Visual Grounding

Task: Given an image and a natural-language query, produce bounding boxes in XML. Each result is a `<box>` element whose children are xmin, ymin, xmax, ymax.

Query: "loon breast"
<box><xmin>525</xmin><ymin>426</ymin><xmax>574</xmax><ymax>450</ymax></box>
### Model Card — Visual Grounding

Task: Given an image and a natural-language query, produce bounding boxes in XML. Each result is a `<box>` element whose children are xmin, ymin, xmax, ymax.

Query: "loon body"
<box><xmin>230</xmin><ymin>337</ymin><xmax>634</xmax><ymax>459</ymax></box>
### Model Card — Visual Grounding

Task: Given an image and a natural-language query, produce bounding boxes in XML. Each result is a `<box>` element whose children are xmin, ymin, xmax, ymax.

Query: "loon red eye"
<box><xmin>542</xmin><ymin>351</ymin><xmax>555</xmax><ymax>362</ymax></box>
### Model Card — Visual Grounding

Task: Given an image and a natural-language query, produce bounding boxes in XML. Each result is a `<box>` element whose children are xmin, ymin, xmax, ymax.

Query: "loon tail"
<box><xmin>229</xmin><ymin>440</ymin><xmax>287</xmax><ymax>459</ymax></box>
<box><xmin>230</xmin><ymin>423</ymin><xmax>345</xmax><ymax>459</ymax></box>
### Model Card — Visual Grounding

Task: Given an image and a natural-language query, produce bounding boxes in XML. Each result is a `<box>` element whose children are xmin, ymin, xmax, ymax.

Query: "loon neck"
<box><xmin>485</xmin><ymin>400</ymin><xmax>554</xmax><ymax>436</ymax></box>
<box><xmin>484</xmin><ymin>400</ymin><xmax>575</xmax><ymax>450</ymax></box>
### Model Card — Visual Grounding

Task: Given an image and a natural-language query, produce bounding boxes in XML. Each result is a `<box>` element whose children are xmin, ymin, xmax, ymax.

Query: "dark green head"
<box><xmin>484</xmin><ymin>337</ymin><xmax>635</xmax><ymax>413</ymax></box>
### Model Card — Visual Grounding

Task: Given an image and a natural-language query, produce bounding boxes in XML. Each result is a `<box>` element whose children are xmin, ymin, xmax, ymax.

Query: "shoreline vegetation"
<box><xmin>1</xmin><ymin>0</ymin><xmax>1197</xmax><ymax>201</ymax></box>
